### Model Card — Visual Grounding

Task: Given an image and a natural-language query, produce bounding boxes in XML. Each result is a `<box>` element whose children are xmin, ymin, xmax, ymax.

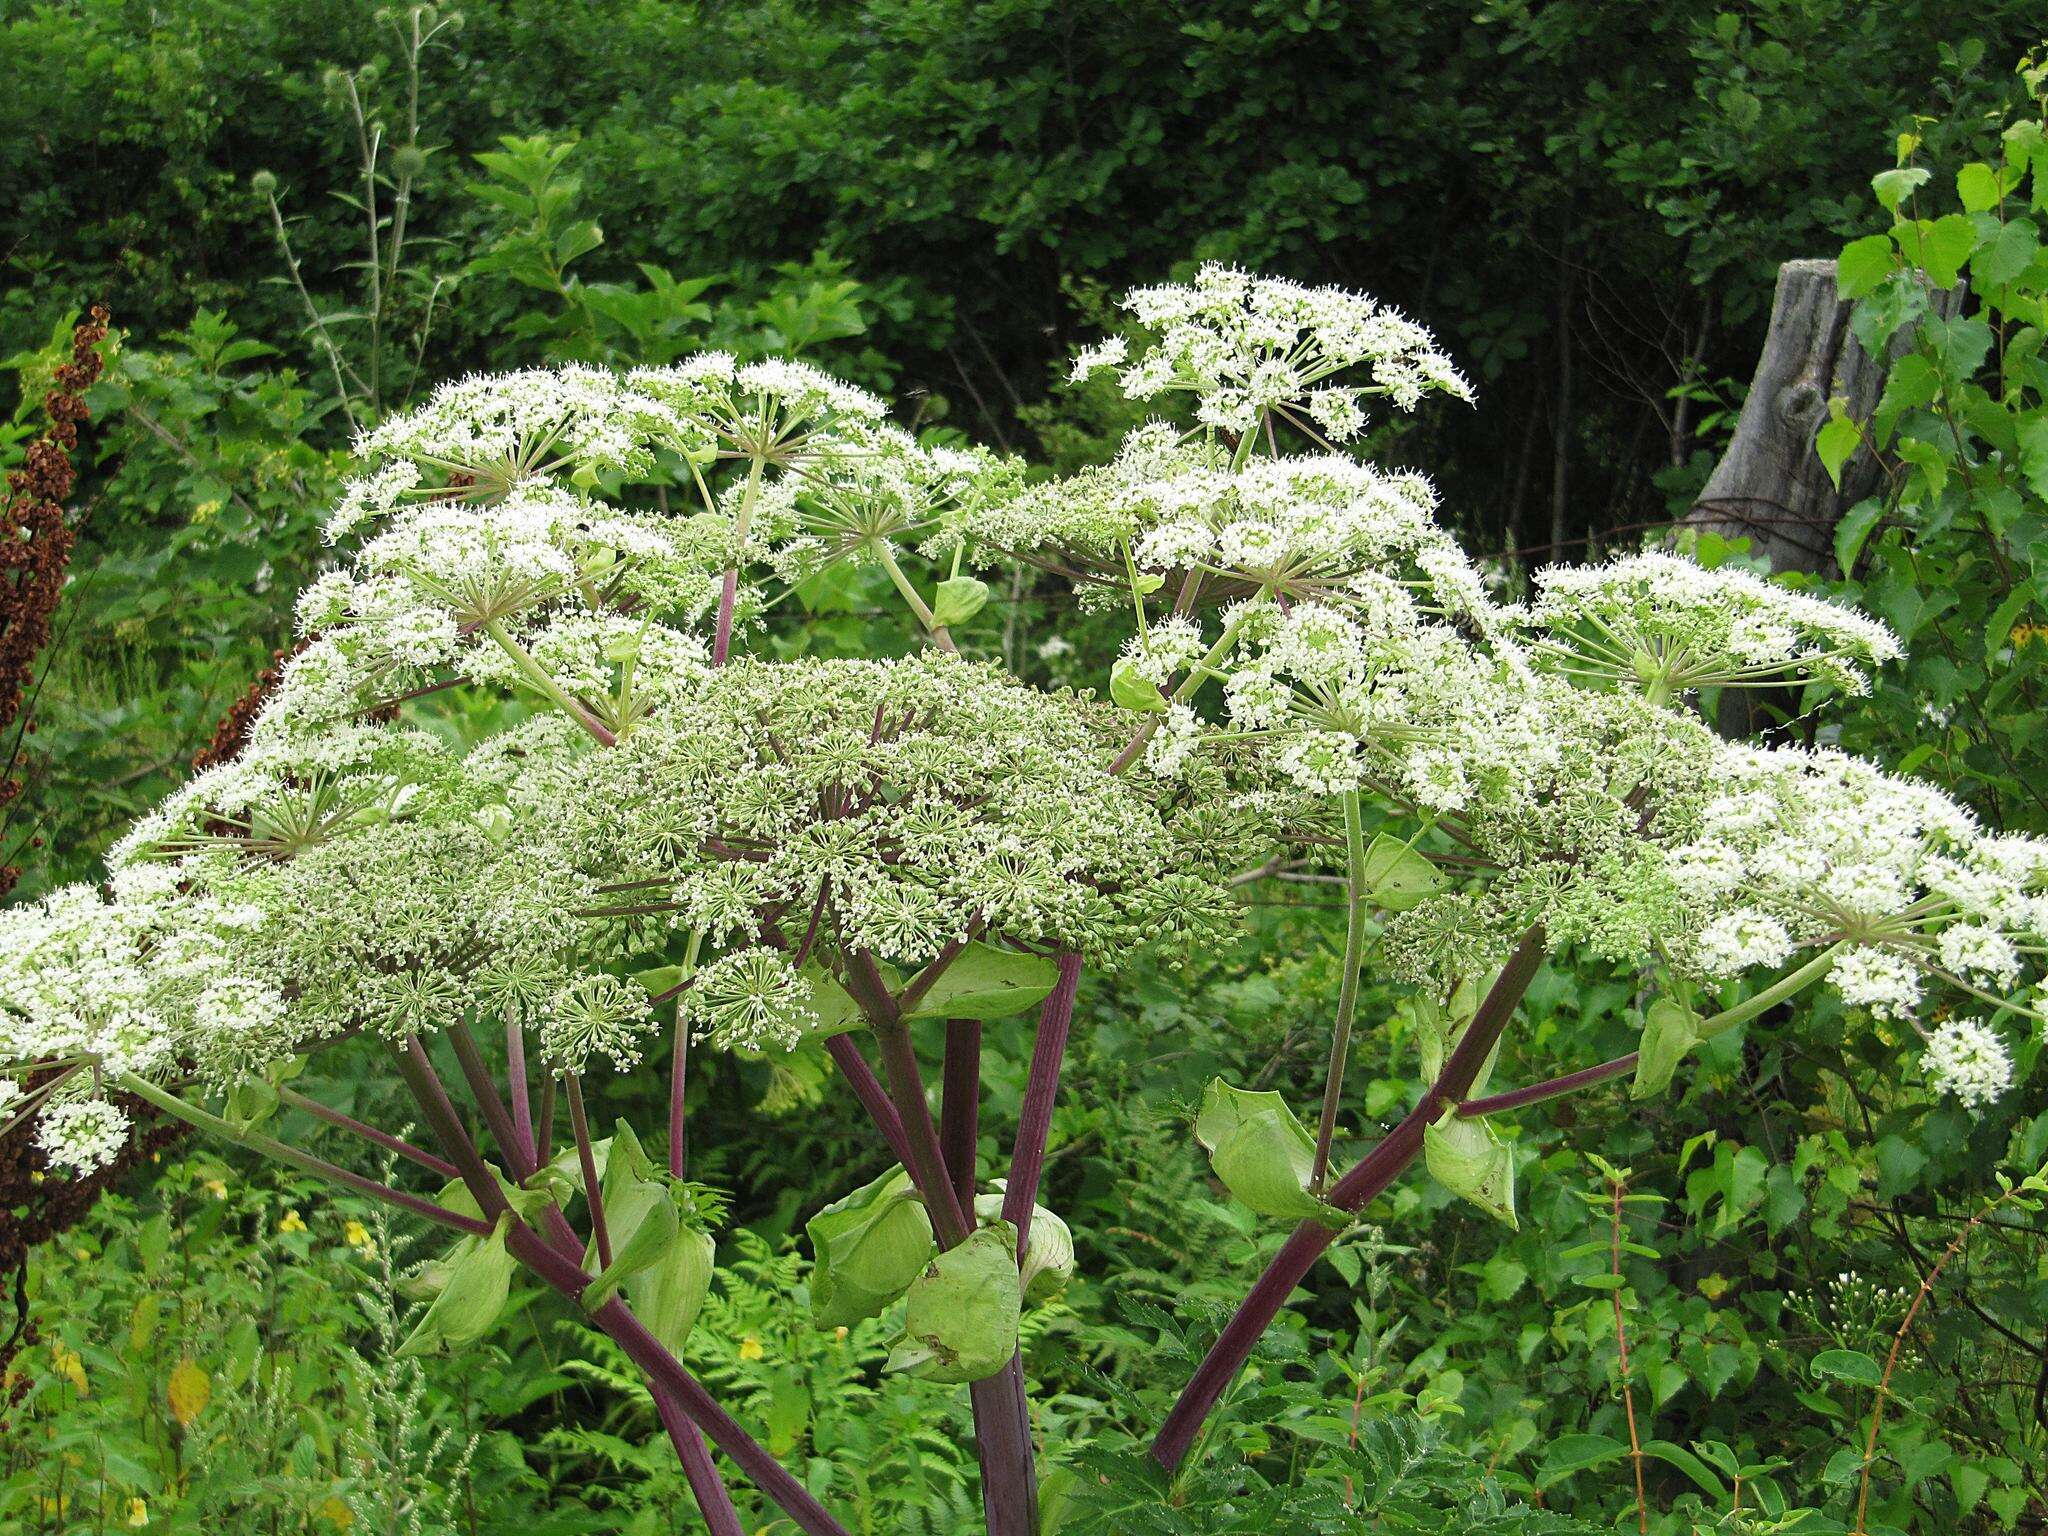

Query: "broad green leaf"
<box><xmin>1631</xmin><ymin>997</ymin><xmax>1700</xmax><ymax>1100</ymax></box>
<box><xmin>1643</xmin><ymin>1439</ymin><xmax>1728</xmax><ymax>1498</ymax></box>
<box><xmin>1194</xmin><ymin>1078</ymin><xmax>1342</xmax><ymax>1223</ymax></box>
<box><xmin>1834</xmin><ymin>498</ymin><xmax>1887</xmax><ymax>575</ymax></box>
<box><xmin>1957</xmin><ymin>161</ymin><xmax>2003</xmax><ymax>213</ymax></box>
<box><xmin>1893</xmin><ymin>436</ymin><xmax>1948</xmax><ymax>503</ymax></box>
<box><xmin>628</xmin><ymin>1224</ymin><xmax>714</xmax><ymax>1357</ymax></box>
<box><xmin>1987</xmin><ymin>585</ymin><xmax>2035</xmax><ymax>652</ymax></box>
<box><xmin>1423</xmin><ymin>1110</ymin><xmax>1516</xmax><ymax>1228</ymax></box>
<box><xmin>886</xmin><ymin>1223</ymin><xmax>1020</xmax><ymax>1384</ymax></box>
<box><xmin>901</xmin><ymin>942</ymin><xmax>1058</xmax><ymax>1022</ymax></box>
<box><xmin>1871</xmin><ymin>166</ymin><xmax>1930</xmax><ymax>212</ymax></box>
<box><xmin>1974</xmin><ymin>217</ymin><xmax>2040</xmax><ymax>288</ymax></box>
<box><xmin>974</xmin><ymin>1188</ymin><xmax>1074</xmax><ymax>1304</ymax></box>
<box><xmin>397</xmin><ymin>1214</ymin><xmax>518</xmax><ymax>1357</ymax></box>
<box><xmin>1536</xmin><ymin>1432</ymin><xmax>1628</xmax><ymax>1487</ymax></box>
<box><xmin>806</xmin><ymin>1166</ymin><xmax>935</xmax><ymax>1328</ymax></box>
<box><xmin>1360</xmin><ymin>832</ymin><xmax>1444</xmax><ymax>912</ymax></box>
<box><xmin>1816</xmin><ymin>408</ymin><xmax>1861</xmax><ymax>490</ymax></box>
<box><xmin>931</xmin><ymin>575</ymin><xmax>990</xmax><ymax>628</ymax></box>
<box><xmin>1810</xmin><ymin>1348</ymin><xmax>1883</xmax><ymax>1387</ymax></box>
<box><xmin>1108</xmin><ymin>656</ymin><xmax>1167</xmax><ymax>713</ymax></box>
<box><xmin>581</xmin><ymin>1178</ymin><xmax>679</xmax><ymax>1311</ymax></box>
<box><xmin>1894</xmin><ymin>213</ymin><xmax>1978</xmax><ymax>288</ymax></box>
<box><xmin>1836</xmin><ymin>234</ymin><xmax>1896</xmax><ymax>299</ymax></box>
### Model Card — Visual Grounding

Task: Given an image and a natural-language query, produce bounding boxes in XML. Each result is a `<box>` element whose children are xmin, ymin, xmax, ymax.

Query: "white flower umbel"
<box><xmin>1521</xmin><ymin>551</ymin><xmax>1901</xmax><ymax>702</ymax></box>
<box><xmin>1072</xmin><ymin>263</ymin><xmax>1473</xmax><ymax>438</ymax></box>
<box><xmin>36</xmin><ymin>1098</ymin><xmax>132</xmax><ymax>1174</ymax></box>
<box><xmin>1921</xmin><ymin>1018</ymin><xmax>2013</xmax><ymax>1108</ymax></box>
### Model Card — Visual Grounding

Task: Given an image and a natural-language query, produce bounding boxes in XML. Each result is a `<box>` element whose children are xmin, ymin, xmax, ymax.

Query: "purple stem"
<box><xmin>1000</xmin><ymin>954</ymin><xmax>1082</xmax><ymax>1258</ymax></box>
<box><xmin>712</xmin><ymin>569</ymin><xmax>740</xmax><ymax>666</ymax></box>
<box><xmin>1150</xmin><ymin>926</ymin><xmax>1547</xmax><ymax>1473</ymax></box>
<box><xmin>278</xmin><ymin>1086</ymin><xmax>459</xmax><ymax>1181</ymax></box>
<box><xmin>447</xmin><ymin>1022</ymin><xmax>525</xmax><ymax>1175</ymax></box>
<box><xmin>1460</xmin><ymin>1052</ymin><xmax>1637</xmax><ymax>1119</ymax></box>
<box><xmin>565</xmin><ymin>1072</ymin><xmax>613</xmax><ymax>1268</ymax></box>
<box><xmin>669</xmin><ymin>1004</ymin><xmax>691</xmax><ymax>1181</ymax></box>
<box><xmin>825</xmin><ymin>1033</ymin><xmax>912</xmax><ymax>1168</ymax></box>
<box><xmin>394</xmin><ymin>1040</ymin><xmax>829</xmax><ymax>1536</ymax></box>
<box><xmin>653</xmin><ymin>1390</ymin><xmax>747</xmax><ymax>1536</ymax></box>
<box><xmin>506</xmin><ymin>1017</ymin><xmax>535</xmax><ymax>1165</ymax></box>
<box><xmin>940</xmin><ymin>1018</ymin><xmax>982</xmax><ymax>1211</ymax></box>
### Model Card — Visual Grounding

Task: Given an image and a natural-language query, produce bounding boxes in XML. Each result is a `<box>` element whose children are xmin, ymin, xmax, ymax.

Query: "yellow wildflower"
<box><xmin>127</xmin><ymin>1497</ymin><xmax>149</xmax><ymax>1527</ymax></box>
<box><xmin>279</xmin><ymin>1210</ymin><xmax>307</xmax><ymax>1234</ymax></box>
<box><xmin>738</xmin><ymin>1335</ymin><xmax>765</xmax><ymax>1361</ymax></box>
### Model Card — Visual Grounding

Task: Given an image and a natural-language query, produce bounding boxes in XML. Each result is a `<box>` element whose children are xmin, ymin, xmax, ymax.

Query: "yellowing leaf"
<box><xmin>167</xmin><ymin>1358</ymin><xmax>211</xmax><ymax>1426</ymax></box>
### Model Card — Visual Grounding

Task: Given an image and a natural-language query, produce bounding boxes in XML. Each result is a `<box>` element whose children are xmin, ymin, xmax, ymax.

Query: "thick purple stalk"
<box><xmin>1000</xmin><ymin>954</ymin><xmax>1082</xmax><ymax>1256</ymax></box>
<box><xmin>394</xmin><ymin>1040</ymin><xmax>839</xmax><ymax>1536</ymax></box>
<box><xmin>565</xmin><ymin>1072</ymin><xmax>612</xmax><ymax>1267</ymax></box>
<box><xmin>841</xmin><ymin>952</ymin><xmax>1038</xmax><ymax>1536</ymax></box>
<box><xmin>653</xmin><ymin>1390</ymin><xmax>747</xmax><ymax>1536</ymax></box>
<box><xmin>940</xmin><ymin>1018</ymin><xmax>981</xmax><ymax>1211</ymax></box>
<box><xmin>1150</xmin><ymin>926</ymin><xmax>1547</xmax><ymax>1472</ymax></box>
<box><xmin>506</xmin><ymin>1017</ymin><xmax>535</xmax><ymax>1164</ymax></box>
<box><xmin>825</xmin><ymin>1032</ymin><xmax>913</xmax><ymax>1168</ymax></box>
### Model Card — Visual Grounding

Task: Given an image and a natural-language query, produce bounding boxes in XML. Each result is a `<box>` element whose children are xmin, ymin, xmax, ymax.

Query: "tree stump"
<box><xmin>1682</xmin><ymin>256</ymin><xmax>1958</xmax><ymax>575</ymax></box>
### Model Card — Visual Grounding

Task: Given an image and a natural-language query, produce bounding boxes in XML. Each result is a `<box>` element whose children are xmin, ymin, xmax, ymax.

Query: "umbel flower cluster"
<box><xmin>6</xmin><ymin>265</ymin><xmax>2046</xmax><ymax>1536</ymax></box>
<box><xmin>4</xmin><ymin>270</ymin><xmax>2045</xmax><ymax>1176</ymax></box>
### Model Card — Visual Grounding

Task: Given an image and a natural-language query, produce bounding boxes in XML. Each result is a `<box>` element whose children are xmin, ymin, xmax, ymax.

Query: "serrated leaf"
<box><xmin>1836</xmin><ymin>234</ymin><xmax>1897</xmax><ymax>298</ymax></box>
<box><xmin>1872</xmin><ymin>166</ymin><xmax>1930</xmax><ymax>212</ymax></box>
<box><xmin>1834</xmin><ymin>498</ymin><xmax>1886</xmax><ymax>574</ymax></box>
<box><xmin>1957</xmin><ymin>161</ymin><xmax>2003</xmax><ymax>213</ymax></box>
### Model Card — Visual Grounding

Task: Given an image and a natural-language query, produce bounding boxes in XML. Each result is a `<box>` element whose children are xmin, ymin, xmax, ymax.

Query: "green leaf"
<box><xmin>1631</xmin><ymin>997</ymin><xmax>1701</xmax><ymax>1101</ymax></box>
<box><xmin>973</xmin><ymin>1188</ymin><xmax>1074</xmax><ymax>1304</ymax></box>
<box><xmin>2018</xmin><ymin>417</ymin><xmax>2048</xmax><ymax>502</ymax></box>
<box><xmin>1810</xmin><ymin>1348</ymin><xmax>1883</xmax><ymax>1387</ymax></box>
<box><xmin>1423</xmin><ymin>1109</ymin><xmax>1517</xmax><ymax>1228</ymax></box>
<box><xmin>931</xmin><ymin>575</ymin><xmax>990</xmax><ymax>628</ymax></box>
<box><xmin>1894</xmin><ymin>435</ymin><xmax>1949</xmax><ymax>503</ymax></box>
<box><xmin>1536</xmin><ymin>1432</ymin><xmax>1628</xmax><ymax>1488</ymax></box>
<box><xmin>1872</xmin><ymin>166</ymin><xmax>1931</xmax><ymax>212</ymax></box>
<box><xmin>1895</xmin><ymin>214</ymin><xmax>1978</xmax><ymax>288</ymax></box>
<box><xmin>1988</xmin><ymin>585</ymin><xmax>2036</xmax><ymax>652</ymax></box>
<box><xmin>1108</xmin><ymin>656</ymin><xmax>1167</xmax><ymax>713</ymax></box>
<box><xmin>886</xmin><ymin>1223</ymin><xmax>1020</xmax><ymax>1384</ymax></box>
<box><xmin>1816</xmin><ymin>409</ymin><xmax>1861</xmax><ymax>490</ymax></box>
<box><xmin>1479</xmin><ymin>1254</ymin><xmax>1528</xmax><ymax>1302</ymax></box>
<box><xmin>806</xmin><ymin>1166</ymin><xmax>934</xmax><ymax>1328</ymax></box>
<box><xmin>1194</xmin><ymin>1078</ymin><xmax>1341</xmax><ymax>1223</ymax></box>
<box><xmin>1957</xmin><ymin>161</ymin><xmax>2003</xmax><ymax>213</ymax></box>
<box><xmin>1643</xmin><ymin>1439</ymin><xmax>1727</xmax><ymax>1498</ymax></box>
<box><xmin>901</xmin><ymin>942</ymin><xmax>1058</xmax><ymax>1022</ymax></box>
<box><xmin>1836</xmin><ymin>234</ymin><xmax>1897</xmax><ymax>299</ymax></box>
<box><xmin>581</xmin><ymin>1174</ymin><xmax>679</xmax><ymax>1311</ymax></box>
<box><xmin>1973</xmin><ymin>217</ymin><xmax>2040</xmax><ymax>288</ymax></box>
<box><xmin>1361</xmin><ymin>832</ymin><xmax>1444</xmax><ymax>912</ymax></box>
<box><xmin>1834</xmin><ymin>498</ymin><xmax>1887</xmax><ymax>574</ymax></box>
<box><xmin>397</xmin><ymin>1214</ymin><xmax>518</xmax><ymax>1357</ymax></box>
<box><xmin>627</xmin><ymin>1224</ymin><xmax>714</xmax><ymax>1358</ymax></box>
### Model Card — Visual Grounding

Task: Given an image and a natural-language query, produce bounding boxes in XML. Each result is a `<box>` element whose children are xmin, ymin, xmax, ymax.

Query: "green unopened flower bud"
<box><xmin>250</xmin><ymin>170</ymin><xmax>279</xmax><ymax>197</ymax></box>
<box><xmin>389</xmin><ymin>144</ymin><xmax>429</xmax><ymax>180</ymax></box>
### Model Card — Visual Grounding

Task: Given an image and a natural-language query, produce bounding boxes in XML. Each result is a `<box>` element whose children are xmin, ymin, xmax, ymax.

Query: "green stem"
<box><xmin>1697</xmin><ymin>942</ymin><xmax>1846</xmax><ymax>1041</ymax></box>
<box><xmin>482</xmin><ymin>619</ymin><xmax>618</xmax><ymax>746</ymax></box>
<box><xmin>114</xmin><ymin>1072</ymin><xmax>490</xmax><ymax>1237</ymax></box>
<box><xmin>874</xmin><ymin>542</ymin><xmax>958</xmax><ymax>653</ymax></box>
<box><xmin>1310</xmin><ymin>789</ymin><xmax>1369</xmax><ymax>1193</ymax></box>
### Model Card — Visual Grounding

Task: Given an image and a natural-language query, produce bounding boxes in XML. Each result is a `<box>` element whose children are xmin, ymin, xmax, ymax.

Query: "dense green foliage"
<box><xmin>10</xmin><ymin>7</ymin><xmax>2048</xmax><ymax>1535</ymax></box>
